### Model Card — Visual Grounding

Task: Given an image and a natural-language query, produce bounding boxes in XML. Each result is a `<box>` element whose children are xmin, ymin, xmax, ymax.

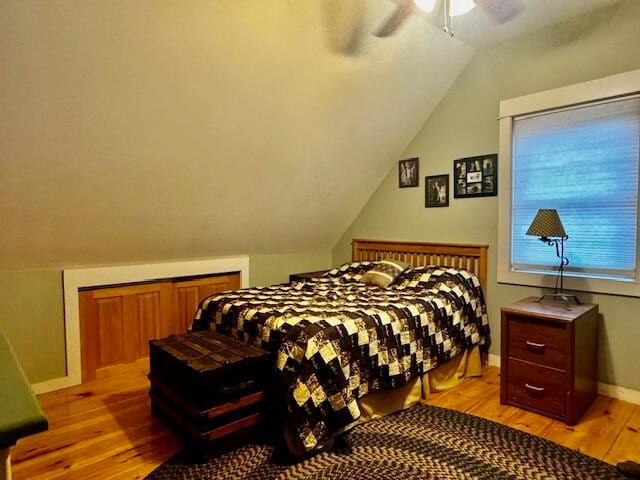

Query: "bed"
<box><xmin>192</xmin><ymin>239</ymin><xmax>490</xmax><ymax>455</ymax></box>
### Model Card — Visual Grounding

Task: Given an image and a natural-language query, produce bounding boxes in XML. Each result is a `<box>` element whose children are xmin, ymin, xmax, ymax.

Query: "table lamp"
<box><xmin>526</xmin><ymin>209</ymin><xmax>579</xmax><ymax>304</ymax></box>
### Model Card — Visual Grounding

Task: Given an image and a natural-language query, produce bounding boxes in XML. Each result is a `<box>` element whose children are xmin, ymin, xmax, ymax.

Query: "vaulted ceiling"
<box><xmin>0</xmin><ymin>0</ymin><xmax>624</xmax><ymax>269</ymax></box>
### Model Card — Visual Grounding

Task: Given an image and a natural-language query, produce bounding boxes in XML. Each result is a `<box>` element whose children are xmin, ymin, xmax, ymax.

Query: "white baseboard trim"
<box><xmin>31</xmin><ymin>376</ymin><xmax>77</xmax><ymax>396</ymax></box>
<box><xmin>487</xmin><ymin>353</ymin><xmax>501</xmax><ymax>368</ymax></box>
<box><xmin>485</xmin><ymin>353</ymin><xmax>640</xmax><ymax>405</ymax></box>
<box><xmin>597</xmin><ymin>382</ymin><xmax>640</xmax><ymax>405</ymax></box>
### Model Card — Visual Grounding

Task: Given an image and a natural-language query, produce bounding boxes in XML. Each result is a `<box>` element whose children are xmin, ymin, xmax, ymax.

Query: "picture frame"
<box><xmin>398</xmin><ymin>157</ymin><xmax>419</xmax><ymax>188</ymax></box>
<box><xmin>453</xmin><ymin>154</ymin><xmax>498</xmax><ymax>198</ymax></box>
<box><xmin>425</xmin><ymin>174</ymin><xmax>449</xmax><ymax>208</ymax></box>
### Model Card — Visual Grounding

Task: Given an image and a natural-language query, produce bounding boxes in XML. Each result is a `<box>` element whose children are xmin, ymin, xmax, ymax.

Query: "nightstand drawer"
<box><xmin>507</xmin><ymin>358</ymin><xmax>566</xmax><ymax>418</ymax></box>
<box><xmin>507</xmin><ymin>316</ymin><xmax>568</xmax><ymax>370</ymax></box>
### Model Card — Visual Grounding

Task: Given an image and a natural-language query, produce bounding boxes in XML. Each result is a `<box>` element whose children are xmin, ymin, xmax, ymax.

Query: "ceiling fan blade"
<box><xmin>321</xmin><ymin>0</ymin><xmax>368</xmax><ymax>56</ymax></box>
<box><xmin>476</xmin><ymin>0</ymin><xmax>523</xmax><ymax>24</ymax></box>
<box><xmin>374</xmin><ymin>0</ymin><xmax>415</xmax><ymax>38</ymax></box>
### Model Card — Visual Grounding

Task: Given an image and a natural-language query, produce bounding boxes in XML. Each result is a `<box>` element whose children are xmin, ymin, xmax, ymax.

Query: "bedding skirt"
<box><xmin>349</xmin><ymin>345</ymin><xmax>482</xmax><ymax>428</ymax></box>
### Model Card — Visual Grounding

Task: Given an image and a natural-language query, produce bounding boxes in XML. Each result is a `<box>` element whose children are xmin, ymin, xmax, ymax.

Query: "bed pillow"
<box><xmin>359</xmin><ymin>259</ymin><xmax>409</xmax><ymax>288</ymax></box>
<box><xmin>325</xmin><ymin>261</ymin><xmax>376</xmax><ymax>282</ymax></box>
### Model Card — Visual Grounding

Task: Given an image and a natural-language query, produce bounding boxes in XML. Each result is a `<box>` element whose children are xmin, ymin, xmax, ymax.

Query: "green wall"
<box><xmin>0</xmin><ymin>270</ymin><xmax>66</xmax><ymax>384</ymax></box>
<box><xmin>0</xmin><ymin>251</ymin><xmax>331</xmax><ymax>384</ymax></box>
<box><xmin>333</xmin><ymin>0</ymin><xmax>640</xmax><ymax>391</ymax></box>
<box><xmin>250</xmin><ymin>251</ymin><xmax>332</xmax><ymax>288</ymax></box>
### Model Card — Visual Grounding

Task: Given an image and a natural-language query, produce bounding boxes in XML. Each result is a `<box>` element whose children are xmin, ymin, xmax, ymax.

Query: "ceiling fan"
<box><xmin>375</xmin><ymin>0</ymin><xmax>523</xmax><ymax>38</ymax></box>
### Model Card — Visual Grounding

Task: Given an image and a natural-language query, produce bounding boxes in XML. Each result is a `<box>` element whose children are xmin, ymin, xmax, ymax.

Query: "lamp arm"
<box><xmin>539</xmin><ymin>235</ymin><xmax>569</xmax><ymax>294</ymax></box>
<box><xmin>541</xmin><ymin>237</ymin><xmax>560</xmax><ymax>258</ymax></box>
<box><xmin>543</xmin><ymin>236</ymin><xmax>569</xmax><ymax>261</ymax></box>
<box><xmin>559</xmin><ymin>235</ymin><xmax>569</xmax><ymax>266</ymax></box>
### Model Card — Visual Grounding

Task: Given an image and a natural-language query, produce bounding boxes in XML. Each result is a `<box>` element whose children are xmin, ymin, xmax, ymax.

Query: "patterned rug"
<box><xmin>146</xmin><ymin>404</ymin><xmax>625</xmax><ymax>479</ymax></box>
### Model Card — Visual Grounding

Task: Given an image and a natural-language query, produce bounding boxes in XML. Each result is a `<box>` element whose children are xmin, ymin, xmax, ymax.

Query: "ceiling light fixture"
<box><xmin>412</xmin><ymin>0</ymin><xmax>437</xmax><ymax>13</ymax></box>
<box><xmin>378</xmin><ymin>0</ymin><xmax>480</xmax><ymax>40</ymax></box>
<box><xmin>449</xmin><ymin>0</ymin><xmax>476</xmax><ymax>16</ymax></box>
<box><xmin>413</xmin><ymin>0</ymin><xmax>476</xmax><ymax>37</ymax></box>
<box><xmin>443</xmin><ymin>0</ymin><xmax>475</xmax><ymax>37</ymax></box>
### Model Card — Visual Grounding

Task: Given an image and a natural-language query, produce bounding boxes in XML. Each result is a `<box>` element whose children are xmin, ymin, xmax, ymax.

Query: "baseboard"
<box><xmin>488</xmin><ymin>353</ymin><xmax>501</xmax><ymax>368</ymax></box>
<box><xmin>597</xmin><ymin>382</ymin><xmax>640</xmax><ymax>405</ymax></box>
<box><xmin>31</xmin><ymin>375</ymin><xmax>76</xmax><ymax>395</ymax></box>
<box><xmin>485</xmin><ymin>354</ymin><xmax>640</xmax><ymax>405</ymax></box>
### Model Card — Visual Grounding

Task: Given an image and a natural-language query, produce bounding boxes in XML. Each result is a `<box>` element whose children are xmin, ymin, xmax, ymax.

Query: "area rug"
<box><xmin>145</xmin><ymin>404</ymin><xmax>625</xmax><ymax>479</ymax></box>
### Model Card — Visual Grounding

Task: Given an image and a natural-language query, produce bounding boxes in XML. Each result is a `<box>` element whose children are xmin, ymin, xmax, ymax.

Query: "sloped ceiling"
<box><xmin>0</xmin><ymin>1</ymin><xmax>622</xmax><ymax>270</ymax></box>
<box><xmin>0</xmin><ymin>0</ymin><xmax>474</xmax><ymax>269</ymax></box>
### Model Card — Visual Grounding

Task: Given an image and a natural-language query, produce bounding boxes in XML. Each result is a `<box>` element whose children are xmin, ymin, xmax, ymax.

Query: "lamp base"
<box><xmin>535</xmin><ymin>293</ymin><xmax>581</xmax><ymax>306</ymax></box>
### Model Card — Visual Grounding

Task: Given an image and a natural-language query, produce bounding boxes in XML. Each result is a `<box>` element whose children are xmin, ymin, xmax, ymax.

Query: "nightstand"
<box><xmin>289</xmin><ymin>270</ymin><xmax>330</xmax><ymax>282</ymax></box>
<box><xmin>500</xmin><ymin>297</ymin><xmax>598</xmax><ymax>425</ymax></box>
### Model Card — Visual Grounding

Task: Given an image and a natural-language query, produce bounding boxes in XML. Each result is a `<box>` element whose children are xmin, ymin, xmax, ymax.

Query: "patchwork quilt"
<box><xmin>192</xmin><ymin>262</ymin><xmax>490</xmax><ymax>455</ymax></box>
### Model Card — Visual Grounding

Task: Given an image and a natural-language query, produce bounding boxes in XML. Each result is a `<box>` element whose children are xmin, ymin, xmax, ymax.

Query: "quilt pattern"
<box><xmin>192</xmin><ymin>262</ymin><xmax>489</xmax><ymax>454</ymax></box>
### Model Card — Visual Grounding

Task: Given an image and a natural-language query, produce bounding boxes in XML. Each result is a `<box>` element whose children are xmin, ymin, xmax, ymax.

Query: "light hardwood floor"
<box><xmin>11</xmin><ymin>361</ymin><xmax>639</xmax><ymax>479</ymax></box>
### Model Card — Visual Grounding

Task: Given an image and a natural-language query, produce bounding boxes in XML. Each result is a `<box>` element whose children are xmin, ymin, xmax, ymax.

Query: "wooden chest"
<box><xmin>500</xmin><ymin>297</ymin><xmax>598</xmax><ymax>425</ymax></box>
<box><xmin>149</xmin><ymin>330</ymin><xmax>269</xmax><ymax>450</ymax></box>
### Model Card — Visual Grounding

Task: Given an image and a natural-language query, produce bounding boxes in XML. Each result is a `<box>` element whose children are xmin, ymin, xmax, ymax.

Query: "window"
<box><xmin>498</xmin><ymin>69</ymin><xmax>640</xmax><ymax>296</ymax></box>
<box><xmin>512</xmin><ymin>98</ymin><xmax>640</xmax><ymax>280</ymax></box>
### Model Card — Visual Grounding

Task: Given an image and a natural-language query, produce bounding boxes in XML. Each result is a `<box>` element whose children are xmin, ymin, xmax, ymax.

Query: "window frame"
<box><xmin>497</xmin><ymin>69</ymin><xmax>640</xmax><ymax>297</ymax></box>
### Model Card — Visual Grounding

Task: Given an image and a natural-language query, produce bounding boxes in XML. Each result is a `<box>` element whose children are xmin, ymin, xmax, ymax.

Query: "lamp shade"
<box><xmin>526</xmin><ymin>209</ymin><xmax>567</xmax><ymax>238</ymax></box>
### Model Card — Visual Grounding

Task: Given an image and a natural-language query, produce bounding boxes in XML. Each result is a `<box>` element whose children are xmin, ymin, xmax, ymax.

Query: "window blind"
<box><xmin>511</xmin><ymin>96</ymin><xmax>640</xmax><ymax>280</ymax></box>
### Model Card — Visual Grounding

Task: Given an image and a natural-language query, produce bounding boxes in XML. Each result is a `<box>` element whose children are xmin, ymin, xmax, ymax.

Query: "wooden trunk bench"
<box><xmin>149</xmin><ymin>330</ymin><xmax>269</xmax><ymax>454</ymax></box>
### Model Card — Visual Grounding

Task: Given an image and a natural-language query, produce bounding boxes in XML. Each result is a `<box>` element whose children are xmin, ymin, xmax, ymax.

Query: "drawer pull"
<box><xmin>525</xmin><ymin>340</ymin><xmax>546</xmax><ymax>352</ymax></box>
<box><xmin>525</xmin><ymin>383</ymin><xmax>545</xmax><ymax>394</ymax></box>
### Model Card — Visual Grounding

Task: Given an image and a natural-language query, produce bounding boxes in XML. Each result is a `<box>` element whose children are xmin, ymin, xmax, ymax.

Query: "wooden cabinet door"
<box><xmin>78</xmin><ymin>272</ymin><xmax>241</xmax><ymax>383</ymax></box>
<box><xmin>175</xmin><ymin>273</ymin><xmax>241</xmax><ymax>332</ymax></box>
<box><xmin>79</xmin><ymin>282</ymin><xmax>175</xmax><ymax>381</ymax></box>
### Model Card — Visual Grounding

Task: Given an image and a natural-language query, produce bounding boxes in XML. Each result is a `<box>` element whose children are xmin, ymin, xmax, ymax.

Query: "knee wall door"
<box><xmin>79</xmin><ymin>272</ymin><xmax>240</xmax><ymax>381</ymax></box>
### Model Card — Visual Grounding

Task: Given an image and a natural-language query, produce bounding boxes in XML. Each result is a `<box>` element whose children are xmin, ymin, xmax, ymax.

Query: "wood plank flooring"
<box><xmin>12</xmin><ymin>359</ymin><xmax>181</xmax><ymax>480</ymax></box>
<box><xmin>11</xmin><ymin>362</ymin><xmax>639</xmax><ymax>479</ymax></box>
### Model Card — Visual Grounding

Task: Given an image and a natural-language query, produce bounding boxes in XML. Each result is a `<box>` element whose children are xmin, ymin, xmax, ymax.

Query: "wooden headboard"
<box><xmin>352</xmin><ymin>239</ymin><xmax>489</xmax><ymax>291</ymax></box>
